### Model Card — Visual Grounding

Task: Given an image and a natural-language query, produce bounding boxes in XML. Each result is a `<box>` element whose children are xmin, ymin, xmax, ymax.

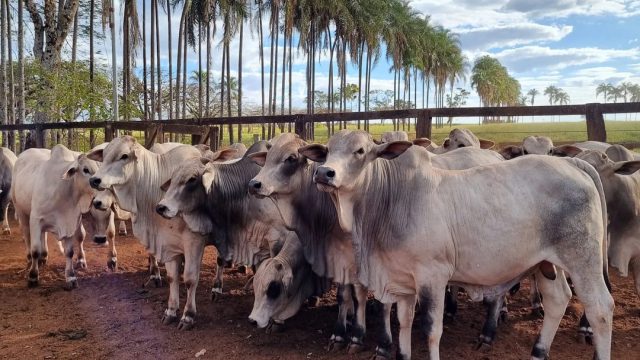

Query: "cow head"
<box><xmin>248</xmin><ymin>133</ymin><xmax>308</xmax><ymax>199</ymax></box>
<box><xmin>300</xmin><ymin>130</ymin><xmax>412</xmax><ymax>193</ymax></box>
<box><xmin>249</xmin><ymin>258</ymin><xmax>294</xmax><ymax>329</ymax></box>
<box><xmin>156</xmin><ymin>158</ymin><xmax>210</xmax><ymax>220</ymax></box>
<box><xmin>83</xmin><ymin>206</ymin><xmax>115</xmax><ymax>245</ymax></box>
<box><xmin>447</xmin><ymin>128</ymin><xmax>494</xmax><ymax>151</ymax></box>
<box><xmin>61</xmin><ymin>152</ymin><xmax>101</xmax><ymax>213</ymax></box>
<box><xmin>87</xmin><ymin>136</ymin><xmax>142</xmax><ymax>190</ymax></box>
<box><xmin>577</xmin><ymin>150</ymin><xmax>640</xmax><ymax>177</ymax></box>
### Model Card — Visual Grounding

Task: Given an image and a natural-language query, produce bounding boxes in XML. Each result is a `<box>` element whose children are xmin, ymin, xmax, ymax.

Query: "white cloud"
<box><xmin>459</xmin><ymin>23</ymin><xmax>573</xmax><ymax>50</ymax></box>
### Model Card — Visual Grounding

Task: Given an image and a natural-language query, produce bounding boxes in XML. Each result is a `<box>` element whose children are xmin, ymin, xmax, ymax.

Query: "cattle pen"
<box><xmin>0</xmin><ymin>102</ymin><xmax>639</xmax><ymax>154</ymax></box>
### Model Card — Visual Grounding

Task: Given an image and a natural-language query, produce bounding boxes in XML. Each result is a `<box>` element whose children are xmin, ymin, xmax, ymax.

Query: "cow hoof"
<box><xmin>371</xmin><ymin>346</ymin><xmax>393</xmax><ymax>360</ymax></box>
<box><xmin>2</xmin><ymin>228</ymin><xmax>11</xmax><ymax>235</ymax></box>
<box><xmin>76</xmin><ymin>259</ymin><xmax>87</xmax><ymax>270</ymax></box>
<box><xmin>144</xmin><ymin>275</ymin><xmax>163</xmax><ymax>288</ymax></box>
<box><xmin>327</xmin><ymin>336</ymin><xmax>347</xmax><ymax>352</ymax></box>
<box><xmin>307</xmin><ymin>296</ymin><xmax>321</xmax><ymax>307</ymax></box>
<box><xmin>531</xmin><ymin>307</ymin><xmax>544</xmax><ymax>319</ymax></box>
<box><xmin>210</xmin><ymin>287</ymin><xmax>223</xmax><ymax>302</ymax></box>
<box><xmin>162</xmin><ymin>311</ymin><xmax>178</xmax><ymax>325</ymax></box>
<box><xmin>27</xmin><ymin>277</ymin><xmax>39</xmax><ymax>288</ymax></box>
<box><xmin>578</xmin><ymin>329</ymin><xmax>594</xmax><ymax>346</ymax></box>
<box><xmin>499</xmin><ymin>310</ymin><xmax>509</xmax><ymax>323</ymax></box>
<box><xmin>107</xmin><ymin>258</ymin><xmax>117</xmax><ymax>271</ymax></box>
<box><xmin>265</xmin><ymin>320</ymin><xmax>285</xmax><ymax>334</ymax></box>
<box><xmin>64</xmin><ymin>278</ymin><xmax>78</xmax><ymax>291</ymax></box>
<box><xmin>475</xmin><ymin>335</ymin><xmax>493</xmax><ymax>351</ymax></box>
<box><xmin>177</xmin><ymin>317</ymin><xmax>195</xmax><ymax>331</ymax></box>
<box><xmin>38</xmin><ymin>258</ymin><xmax>47</xmax><ymax>267</ymax></box>
<box><xmin>347</xmin><ymin>341</ymin><xmax>365</xmax><ymax>354</ymax></box>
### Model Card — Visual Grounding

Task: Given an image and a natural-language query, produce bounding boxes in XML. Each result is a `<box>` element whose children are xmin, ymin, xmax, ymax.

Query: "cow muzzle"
<box><xmin>93</xmin><ymin>200</ymin><xmax>108</xmax><ymax>211</ymax></box>
<box><xmin>89</xmin><ymin>177</ymin><xmax>103</xmax><ymax>190</ymax></box>
<box><xmin>314</xmin><ymin>166</ymin><xmax>337</xmax><ymax>190</ymax></box>
<box><xmin>93</xmin><ymin>236</ymin><xmax>108</xmax><ymax>245</ymax></box>
<box><xmin>248</xmin><ymin>179</ymin><xmax>268</xmax><ymax>198</ymax></box>
<box><xmin>155</xmin><ymin>203</ymin><xmax>176</xmax><ymax>219</ymax></box>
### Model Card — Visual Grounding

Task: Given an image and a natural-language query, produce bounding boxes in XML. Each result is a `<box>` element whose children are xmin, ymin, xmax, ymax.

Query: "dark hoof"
<box><xmin>211</xmin><ymin>288</ymin><xmax>222</xmax><ymax>302</ymax></box>
<box><xmin>347</xmin><ymin>341</ymin><xmax>365</xmax><ymax>354</ymax></box>
<box><xmin>75</xmin><ymin>260</ymin><xmax>87</xmax><ymax>270</ymax></box>
<box><xmin>327</xmin><ymin>336</ymin><xmax>348</xmax><ymax>352</ymax></box>
<box><xmin>500</xmin><ymin>310</ymin><xmax>509</xmax><ymax>323</ymax></box>
<box><xmin>371</xmin><ymin>346</ymin><xmax>393</xmax><ymax>360</ymax></box>
<box><xmin>475</xmin><ymin>335</ymin><xmax>493</xmax><ymax>351</ymax></box>
<box><xmin>578</xmin><ymin>331</ymin><xmax>593</xmax><ymax>346</ymax></box>
<box><xmin>531</xmin><ymin>307</ymin><xmax>544</xmax><ymax>319</ymax></box>
<box><xmin>162</xmin><ymin>312</ymin><xmax>178</xmax><ymax>325</ymax></box>
<box><xmin>237</xmin><ymin>265</ymin><xmax>248</xmax><ymax>274</ymax></box>
<box><xmin>154</xmin><ymin>277</ymin><xmax>162</xmax><ymax>288</ymax></box>
<box><xmin>107</xmin><ymin>259</ymin><xmax>117</xmax><ymax>271</ymax></box>
<box><xmin>265</xmin><ymin>320</ymin><xmax>285</xmax><ymax>334</ymax></box>
<box><xmin>2</xmin><ymin>228</ymin><xmax>11</xmax><ymax>235</ymax></box>
<box><xmin>27</xmin><ymin>277</ymin><xmax>39</xmax><ymax>288</ymax></box>
<box><xmin>177</xmin><ymin>317</ymin><xmax>195</xmax><ymax>331</ymax></box>
<box><xmin>64</xmin><ymin>279</ymin><xmax>78</xmax><ymax>291</ymax></box>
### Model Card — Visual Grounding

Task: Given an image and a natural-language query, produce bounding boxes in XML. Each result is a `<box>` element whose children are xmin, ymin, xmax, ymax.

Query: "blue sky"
<box><xmin>21</xmin><ymin>0</ymin><xmax>640</xmax><ymax>116</ymax></box>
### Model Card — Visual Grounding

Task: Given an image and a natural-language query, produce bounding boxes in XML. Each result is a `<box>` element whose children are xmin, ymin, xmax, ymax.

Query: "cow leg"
<box><xmin>348</xmin><ymin>284</ymin><xmax>368</xmax><ymax>354</ymax></box>
<box><xmin>74</xmin><ymin>225</ymin><xmax>87</xmax><ymax>270</ymax></box>
<box><xmin>145</xmin><ymin>255</ymin><xmax>163</xmax><ymax>287</ymax></box>
<box><xmin>211</xmin><ymin>257</ymin><xmax>225</xmax><ymax>301</ymax></box>
<box><xmin>118</xmin><ymin>220</ymin><xmax>127</xmax><ymax>236</ymax></box>
<box><xmin>62</xmin><ymin>237</ymin><xmax>79</xmax><ymax>290</ymax></box>
<box><xmin>530</xmin><ymin>270</ymin><xmax>572</xmax><ymax>360</ymax></box>
<box><xmin>632</xmin><ymin>258</ymin><xmax>640</xmax><ymax>298</ymax></box>
<box><xmin>373</xmin><ymin>302</ymin><xmax>393</xmax><ymax>360</ymax></box>
<box><xmin>178</xmin><ymin>240</ymin><xmax>205</xmax><ymax>331</ymax></box>
<box><xmin>27</xmin><ymin>221</ymin><xmax>46</xmax><ymax>287</ymax></box>
<box><xmin>530</xmin><ymin>274</ymin><xmax>544</xmax><ymax>318</ymax></box>
<box><xmin>569</xmin><ymin>271</ymin><xmax>614</xmax><ymax>360</ymax></box>
<box><xmin>16</xmin><ymin>211</ymin><xmax>31</xmax><ymax>272</ymax></box>
<box><xmin>1</xmin><ymin>200</ymin><xmax>10</xmax><ymax>235</ymax></box>
<box><xmin>162</xmin><ymin>258</ymin><xmax>181</xmax><ymax>325</ymax></box>
<box><xmin>396</xmin><ymin>294</ymin><xmax>418</xmax><ymax>360</ymax></box>
<box><xmin>476</xmin><ymin>295</ymin><xmax>505</xmax><ymax>350</ymax></box>
<box><xmin>444</xmin><ymin>285</ymin><xmax>458</xmax><ymax>321</ymax></box>
<box><xmin>328</xmin><ymin>284</ymin><xmax>353</xmax><ymax>351</ymax></box>
<box><xmin>107</xmin><ymin>215</ymin><xmax>117</xmax><ymax>271</ymax></box>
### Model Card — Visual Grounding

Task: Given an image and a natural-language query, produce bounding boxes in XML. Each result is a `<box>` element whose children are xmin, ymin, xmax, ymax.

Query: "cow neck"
<box><xmin>273</xmin><ymin>234</ymin><xmax>303</xmax><ymax>270</ymax></box>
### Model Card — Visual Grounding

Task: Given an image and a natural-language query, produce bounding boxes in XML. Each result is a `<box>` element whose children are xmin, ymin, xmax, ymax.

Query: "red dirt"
<box><xmin>1</xmin><ymin>214</ymin><xmax>639</xmax><ymax>360</ymax></box>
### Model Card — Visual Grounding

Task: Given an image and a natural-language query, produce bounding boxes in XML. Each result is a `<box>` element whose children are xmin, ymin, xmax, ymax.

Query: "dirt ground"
<box><xmin>1</xmin><ymin>215</ymin><xmax>640</xmax><ymax>360</ymax></box>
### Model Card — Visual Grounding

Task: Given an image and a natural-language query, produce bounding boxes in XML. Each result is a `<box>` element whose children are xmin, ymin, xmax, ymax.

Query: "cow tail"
<box><xmin>575</xmin><ymin>158</ymin><xmax>611</xmax><ymax>291</ymax></box>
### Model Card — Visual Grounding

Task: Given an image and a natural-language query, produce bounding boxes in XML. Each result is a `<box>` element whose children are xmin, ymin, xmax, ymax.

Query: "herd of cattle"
<box><xmin>1</xmin><ymin>127</ymin><xmax>639</xmax><ymax>360</ymax></box>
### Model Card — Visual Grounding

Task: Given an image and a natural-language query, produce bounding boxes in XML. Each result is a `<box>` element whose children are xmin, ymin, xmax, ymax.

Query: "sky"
<box><xmin>15</xmin><ymin>0</ymin><xmax>640</xmax><ymax>120</ymax></box>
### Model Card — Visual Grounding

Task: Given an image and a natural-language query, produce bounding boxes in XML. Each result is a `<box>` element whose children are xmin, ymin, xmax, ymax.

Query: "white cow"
<box><xmin>12</xmin><ymin>145</ymin><xmax>100</xmax><ymax>289</ymax></box>
<box><xmin>0</xmin><ymin>147</ymin><xmax>17</xmax><ymax>234</ymax></box>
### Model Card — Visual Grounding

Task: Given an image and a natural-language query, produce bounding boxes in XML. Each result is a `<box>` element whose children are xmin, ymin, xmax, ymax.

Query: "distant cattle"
<box><xmin>431</xmin><ymin>128</ymin><xmax>494</xmax><ymax>154</ymax></box>
<box><xmin>0</xmin><ymin>147</ymin><xmax>17</xmax><ymax>234</ymax></box>
<box><xmin>500</xmin><ymin>136</ymin><xmax>582</xmax><ymax>159</ymax></box>
<box><xmin>301</xmin><ymin>130</ymin><xmax>613</xmax><ymax>360</ymax></box>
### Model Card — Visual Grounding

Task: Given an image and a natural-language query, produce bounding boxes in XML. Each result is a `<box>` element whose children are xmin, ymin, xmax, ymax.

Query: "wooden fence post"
<box><xmin>210</xmin><ymin>126</ymin><xmax>220</xmax><ymax>151</ymax></box>
<box><xmin>294</xmin><ymin>115</ymin><xmax>307</xmax><ymax>140</ymax></box>
<box><xmin>145</xmin><ymin>124</ymin><xmax>159</xmax><ymax>149</ymax></box>
<box><xmin>585</xmin><ymin>103</ymin><xmax>607</xmax><ymax>142</ymax></box>
<box><xmin>104</xmin><ymin>123</ymin><xmax>114</xmax><ymax>142</ymax></box>
<box><xmin>35</xmin><ymin>125</ymin><xmax>44</xmax><ymax>148</ymax></box>
<box><xmin>415</xmin><ymin>110</ymin><xmax>432</xmax><ymax>139</ymax></box>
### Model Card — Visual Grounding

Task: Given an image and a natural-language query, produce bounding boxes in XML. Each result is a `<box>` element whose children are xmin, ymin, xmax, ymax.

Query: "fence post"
<box><xmin>294</xmin><ymin>115</ymin><xmax>307</xmax><ymax>140</ymax></box>
<box><xmin>145</xmin><ymin>124</ymin><xmax>159</xmax><ymax>149</ymax></box>
<box><xmin>104</xmin><ymin>123</ymin><xmax>114</xmax><ymax>142</ymax></box>
<box><xmin>192</xmin><ymin>126</ymin><xmax>207</xmax><ymax>145</ymax></box>
<box><xmin>415</xmin><ymin>110</ymin><xmax>432</xmax><ymax>139</ymax></box>
<box><xmin>35</xmin><ymin>125</ymin><xmax>44</xmax><ymax>148</ymax></box>
<box><xmin>585</xmin><ymin>103</ymin><xmax>607</xmax><ymax>142</ymax></box>
<box><xmin>210</xmin><ymin>126</ymin><xmax>220</xmax><ymax>151</ymax></box>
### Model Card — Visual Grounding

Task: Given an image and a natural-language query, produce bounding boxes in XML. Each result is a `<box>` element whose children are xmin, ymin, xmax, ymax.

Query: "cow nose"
<box><xmin>94</xmin><ymin>236</ymin><xmax>107</xmax><ymax>244</ymax></box>
<box><xmin>93</xmin><ymin>200</ymin><xmax>102</xmax><ymax>209</ymax></box>
<box><xmin>90</xmin><ymin>177</ymin><xmax>101</xmax><ymax>189</ymax></box>
<box><xmin>248</xmin><ymin>317</ymin><xmax>257</xmax><ymax>326</ymax></box>
<box><xmin>156</xmin><ymin>204</ymin><xmax>168</xmax><ymax>216</ymax></box>
<box><xmin>249</xmin><ymin>179</ymin><xmax>262</xmax><ymax>190</ymax></box>
<box><xmin>316</xmin><ymin>166</ymin><xmax>336</xmax><ymax>181</ymax></box>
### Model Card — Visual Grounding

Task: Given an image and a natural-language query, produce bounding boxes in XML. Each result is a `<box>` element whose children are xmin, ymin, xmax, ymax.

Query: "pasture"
<box><xmin>1</xmin><ymin>214</ymin><xmax>640</xmax><ymax>360</ymax></box>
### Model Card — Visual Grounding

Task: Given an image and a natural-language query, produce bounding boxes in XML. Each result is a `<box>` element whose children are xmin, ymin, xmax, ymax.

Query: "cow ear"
<box><xmin>211</xmin><ymin>148</ymin><xmax>238</xmax><ymax>162</ymax></box>
<box><xmin>248</xmin><ymin>151</ymin><xmax>268</xmax><ymax>167</ymax></box>
<box><xmin>160</xmin><ymin>179</ymin><xmax>171</xmax><ymax>192</ymax></box>
<box><xmin>479</xmin><ymin>139</ymin><xmax>495</xmax><ymax>149</ymax></box>
<box><xmin>412</xmin><ymin>138</ymin><xmax>432</xmax><ymax>149</ymax></box>
<box><xmin>499</xmin><ymin>145</ymin><xmax>523</xmax><ymax>160</ymax></box>
<box><xmin>552</xmin><ymin>145</ymin><xmax>582</xmax><ymax>157</ymax></box>
<box><xmin>86</xmin><ymin>148</ymin><xmax>104</xmax><ymax>162</ymax></box>
<box><xmin>299</xmin><ymin>144</ymin><xmax>328</xmax><ymax>163</ymax></box>
<box><xmin>200</xmin><ymin>157</ymin><xmax>211</xmax><ymax>165</ymax></box>
<box><xmin>375</xmin><ymin>141</ymin><xmax>412</xmax><ymax>160</ymax></box>
<box><xmin>442</xmin><ymin>138</ymin><xmax>450</xmax><ymax>149</ymax></box>
<box><xmin>373</xmin><ymin>139</ymin><xmax>383</xmax><ymax>145</ymax></box>
<box><xmin>62</xmin><ymin>162</ymin><xmax>78</xmax><ymax>179</ymax></box>
<box><xmin>612</xmin><ymin>161</ymin><xmax>640</xmax><ymax>175</ymax></box>
<box><xmin>202</xmin><ymin>168</ymin><xmax>215</xmax><ymax>193</ymax></box>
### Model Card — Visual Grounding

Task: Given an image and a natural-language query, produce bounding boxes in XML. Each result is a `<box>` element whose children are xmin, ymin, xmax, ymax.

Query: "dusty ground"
<box><xmin>1</xmin><ymin>215</ymin><xmax>640</xmax><ymax>360</ymax></box>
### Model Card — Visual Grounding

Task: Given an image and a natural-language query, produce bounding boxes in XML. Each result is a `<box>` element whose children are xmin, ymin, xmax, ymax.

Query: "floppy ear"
<box><xmin>211</xmin><ymin>148</ymin><xmax>238</xmax><ymax>162</ymax></box>
<box><xmin>160</xmin><ymin>179</ymin><xmax>171</xmax><ymax>192</ymax></box>
<box><xmin>499</xmin><ymin>145</ymin><xmax>523</xmax><ymax>160</ymax></box>
<box><xmin>248</xmin><ymin>151</ymin><xmax>268</xmax><ymax>167</ymax></box>
<box><xmin>61</xmin><ymin>161</ymin><xmax>79</xmax><ymax>180</ymax></box>
<box><xmin>200</xmin><ymin>157</ymin><xmax>211</xmax><ymax>165</ymax></box>
<box><xmin>299</xmin><ymin>144</ymin><xmax>328</xmax><ymax>163</ymax></box>
<box><xmin>442</xmin><ymin>138</ymin><xmax>451</xmax><ymax>149</ymax></box>
<box><xmin>612</xmin><ymin>160</ymin><xmax>640</xmax><ymax>175</ymax></box>
<box><xmin>202</xmin><ymin>168</ymin><xmax>215</xmax><ymax>193</ymax></box>
<box><xmin>552</xmin><ymin>145</ymin><xmax>582</xmax><ymax>157</ymax></box>
<box><xmin>479</xmin><ymin>139</ymin><xmax>495</xmax><ymax>149</ymax></box>
<box><xmin>412</xmin><ymin>138</ymin><xmax>432</xmax><ymax>149</ymax></box>
<box><xmin>86</xmin><ymin>148</ymin><xmax>104</xmax><ymax>162</ymax></box>
<box><xmin>375</xmin><ymin>141</ymin><xmax>413</xmax><ymax>160</ymax></box>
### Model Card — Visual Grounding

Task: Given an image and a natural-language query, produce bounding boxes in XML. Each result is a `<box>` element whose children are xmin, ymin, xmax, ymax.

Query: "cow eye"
<box><xmin>458</xmin><ymin>144</ymin><xmax>465</xmax><ymax>148</ymax></box>
<box><xmin>355</xmin><ymin>147</ymin><xmax>365</xmax><ymax>155</ymax></box>
<box><xmin>523</xmin><ymin>150</ymin><xmax>529</xmax><ymax>155</ymax></box>
<box><xmin>266</xmin><ymin>281</ymin><xmax>282</xmax><ymax>299</ymax></box>
<box><xmin>120</xmin><ymin>154</ymin><xmax>129</xmax><ymax>160</ymax></box>
<box><xmin>285</xmin><ymin>155</ymin><xmax>297</xmax><ymax>163</ymax></box>
<box><xmin>548</xmin><ymin>149</ymin><xmax>553</xmax><ymax>155</ymax></box>
<box><xmin>83</xmin><ymin>168</ymin><xmax>90</xmax><ymax>174</ymax></box>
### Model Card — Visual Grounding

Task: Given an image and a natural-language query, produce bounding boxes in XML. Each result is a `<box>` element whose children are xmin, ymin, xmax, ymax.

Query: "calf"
<box><xmin>302</xmin><ymin>130</ymin><xmax>612</xmax><ymax>360</ymax></box>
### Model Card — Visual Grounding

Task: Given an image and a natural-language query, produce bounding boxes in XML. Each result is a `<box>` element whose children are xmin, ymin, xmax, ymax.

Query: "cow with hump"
<box><xmin>155</xmin><ymin>141</ymin><xmax>295</xmax><ymax>328</ymax></box>
<box><xmin>300</xmin><ymin>129</ymin><xmax>613</xmax><ymax>360</ymax></box>
<box><xmin>87</xmin><ymin>136</ymin><xmax>207</xmax><ymax>330</ymax></box>
<box><xmin>12</xmin><ymin>145</ymin><xmax>100</xmax><ymax>289</ymax></box>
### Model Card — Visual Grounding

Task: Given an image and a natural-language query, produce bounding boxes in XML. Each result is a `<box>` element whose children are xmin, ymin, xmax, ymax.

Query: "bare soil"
<box><xmin>1</xmin><ymin>215</ymin><xmax>639</xmax><ymax>360</ymax></box>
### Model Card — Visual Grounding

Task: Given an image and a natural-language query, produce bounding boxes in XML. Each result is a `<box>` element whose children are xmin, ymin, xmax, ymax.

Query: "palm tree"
<box><xmin>527</xmin><ymin>88</ymin><xmax>539</xmax><ymax>106</ymax></box>
<box><xmin>596</xmin><ymin>83</ymin><xmax>613</xmax><ymax>103</ymax></box>
<box><xmin>17</xmin><ymin>0</ymin><xmax>26</xmax><ymax>147</ymax></box>
<box><xmin>556</xmin><ymin>90</ymin><xmax>570</xmax><ymax>105</ymax></box>
<box><xmin>544</xmin><ymin>85</ymin><xmax>559</xmax><ymax>105</ymax></box>
<box><xmin>1</xmin><ymin>0</ymin><xmax>6</xmax><ymax>132</ymax></box>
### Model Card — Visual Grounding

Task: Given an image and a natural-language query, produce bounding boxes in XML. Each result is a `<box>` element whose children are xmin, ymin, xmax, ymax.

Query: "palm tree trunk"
<box><xmin>280</xmin><ymin>27</ymin><xmax>286</xmax><ymax>116</ymax></box>
<box><xmin>238</xmin><ymin>18</ymin><xmax>243</xmax><ymax>142</ymax></box>
<box><xmin>0</xmin><ymin>0</ymin><xmax>6</xmax><ymax>137</ymax></box>
<box><xmin>17</xmin><ymin>0</ymin><xmax>26</xmax><ymax>148</ymax></box>
<box><xmin>267</xmin><ymin>14</ymin><xmax>275</xmax><ymax>118</ymax></box>
<box><xmin>357</xmin><ymin>43</ymin><xmax>363</xmax><ymax>129</ymax></box>
<box><xmin>258</xmin><ymin>1</ymin><xmax>265</xmax><ymax>138</ymax></box>
<box><xmin>272</xmin><ymin>23</ymin><xmax>279</xmax><ymax>117</ymax></box>
<box><xmin>288</xmin><ymin>33</ymin><xmax>292</xmax><ymax>115</ymax></box>
<box><xmin>6</xmin><ymin>0</ymin><xmax>14</xmax><ymax>129</ymax></box>
<box><xmin>226</xmin><ymin>42</ymin><xmax>233</xmax><ymax>144</ymax></box>
<box><xmin>167</xmin><ymin>1</ymin><xmax>173</xmax><ymax>120</ymax></box>
<box><xmin>221</xmin><ymin>36</ymin><xmax>225</xmax><ymax>117</ymax></box>
<box><xmin>176</xmin><ymin>2</ymin><xmax>184</xmax><ymax>119</ymax></box>
<box><xmin>123</xmin><ymin>5</ymin><xmax>129</xmax><ymax>121</ymax></box>
<box><xmin>181</xmin><ymin>16</ymin><xmax>187</xmax><ymax>119</ymax></box>
<box><xmin>206</xmin><ymin>22</ymin><xmax>211</xmax><ymax>117</ymax></box>
<box><xmin>142</xmin><ymin>0</ymin><xmax>148</xmax><ymax>120</ymax></box>
<box><xmin>155</xmin><ymin>0</ymin><xmax>162</xmax><ymax>119</ymax></box>
<box><xmin>88</xmin><ymin>0</ymin><xmax>95</xmax><ymax>145</ymax></box>
<box><xmin>150</xmin><ymin>0</ymin><xmax>156</xmax><ymax>120</ymax></box>
<box><xmin>198</xmin><ymin>22</ymin><xmax>203</xmax><ymax>118</ymax></box>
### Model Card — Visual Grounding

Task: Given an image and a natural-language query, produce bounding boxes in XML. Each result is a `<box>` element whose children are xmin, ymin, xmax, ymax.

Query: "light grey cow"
<box><xmin>301</xmin><ymin>130</ymin><xmax>613</xmax><ymax>360</ymax></box>
<box><xmin>430</xmin><ymin>128</ymin><xmax>494</xmax><ymax>154</ymax></box>
<box><xmin>12</xmin><ymin>145</ymin><xmax>100</xmax><ymax>289</ymax></box>
<box><xmin>0</xmin><ymin>147</ymin><xmax>17</xmax><ymax>234</ymax></box>
<box><xmin>500</xmin><ymin>136</ymin><xmax>582</xmax><ymax>159</ymax></box>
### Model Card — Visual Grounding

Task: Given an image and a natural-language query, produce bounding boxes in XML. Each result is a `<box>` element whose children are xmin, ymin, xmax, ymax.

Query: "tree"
<box><xmin>527</xmin><ymin>88</ymin><xmax>539</xmax><ymax>106</ymax></box>
<box><xmin>596</xmin><ymin>83</ymin><xmax>613</xmax><ymax>103</ymax></box>
<box><xmin>544</xmin><ymin>85</ymin><xmax>559</xmax><ymax>105</ymax></box>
